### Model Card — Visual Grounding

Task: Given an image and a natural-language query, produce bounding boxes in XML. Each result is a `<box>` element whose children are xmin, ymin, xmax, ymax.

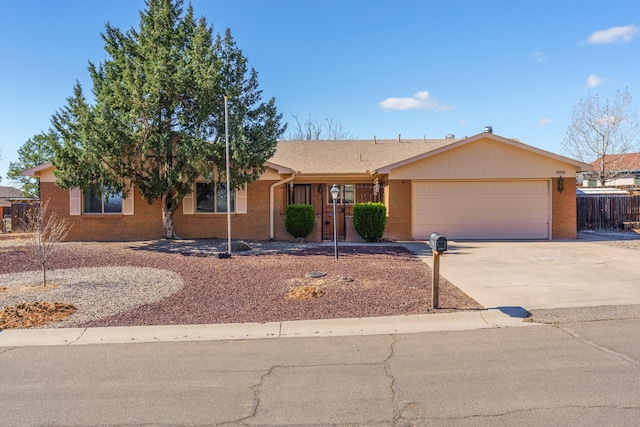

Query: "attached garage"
<box><xmin>377</xmin><ymin>132</ymin><xmax>592</xmax><ymax>241</ymax></box>
<box><xmin>412</xmin><ymin>180</ymin><xmax>550</xmax><ymax>240</ymax></box>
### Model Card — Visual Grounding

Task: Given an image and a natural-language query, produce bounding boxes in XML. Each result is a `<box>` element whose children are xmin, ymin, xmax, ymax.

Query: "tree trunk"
<box><xmin>162</xmin><ymin>196</ymin><xmax>181</xmax><ymax>240</ymax></box>
<box><xmin>42</xmin><ymin>262</ymin><xmax>47</xmax><ymax>287</ymax></box>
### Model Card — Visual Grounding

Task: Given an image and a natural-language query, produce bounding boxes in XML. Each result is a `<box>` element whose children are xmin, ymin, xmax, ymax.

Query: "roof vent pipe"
<box><xmin>398</xmin><ymin>134</ymin><xmax>401</xmax><ymax>142</ymax></box>
<box><xmin>484</xmin><ymin>126</ymin><xmax>493</xmax><ymax>133</ymax></box>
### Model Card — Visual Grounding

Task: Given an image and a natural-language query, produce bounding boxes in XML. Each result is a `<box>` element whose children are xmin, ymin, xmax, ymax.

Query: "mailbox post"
<box><xmin>429</xmin><ymin>233</ymin><xmax>447</xmax><ymax>309</ymax></box>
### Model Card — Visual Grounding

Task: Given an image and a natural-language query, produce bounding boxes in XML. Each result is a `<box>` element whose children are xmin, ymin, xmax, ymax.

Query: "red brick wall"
<box><xmin>552</xmin><ymin>177</ymin><xmax>577</xmax><ymax>239</ymax></box>
<box><xmin>384</xmin><ymin>179</ymin><xmax>412</xmax><ymax>241</ymax></box>
<box><xmin>43</xmin><ymin>177</ymin><xmax>576</xmax><ymax>242</ymax></box>
<box><xmin>177</xmin><ymin>180</ymin><xmax>275</xmax><ymax>241</ymax></box>
<box><xmin>41</xmin><ymin>182</ymin><xmax>163</xmax><ymax>241</ymax></box>
<box><xmin>43</xmin><ymin>180</ymin><xmax>280</xmax><ymax>242</ymax></box>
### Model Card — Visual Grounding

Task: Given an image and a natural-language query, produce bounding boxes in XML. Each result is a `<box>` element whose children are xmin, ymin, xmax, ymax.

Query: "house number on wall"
<box><xmin>556</xmin><ymin>170</ymin><xmax>565</xmax><ymax>175</ymax></box>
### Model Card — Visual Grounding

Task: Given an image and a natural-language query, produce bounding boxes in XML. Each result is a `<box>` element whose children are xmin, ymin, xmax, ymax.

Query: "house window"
<box><xmin>83</xmin><ymin>185</ymin><xmax>122</xmax><ymax>214</ymax></box>
<box><xmin>196</xmin><ymin>182</ymin><xmax>235</xmax><ymax>213</ymax></box>
<box><xmin>328</xmin><ymin>184</ymin><xmax>355</xmax><ymax>204</ymax></box>
<box><xmin>288</xmin><ymin>184</ymin><xmax>312</xmax><ymax>205</ymax></box>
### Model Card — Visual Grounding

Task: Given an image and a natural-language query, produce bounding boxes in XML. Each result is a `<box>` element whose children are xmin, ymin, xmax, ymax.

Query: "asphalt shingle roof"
<box><xmin>590</xmin><ymin>153</ymin><xmax>640</xmax><ymax>172</ymax></box>
<box><xmin>270</xmin><ymin>138</ymin><xmax>460</xmax><ymax>174</ymax></box>
<box><xmin>0</xmin><ymin>186</ymin><xmax>23</xmax><ymax>198</ymax></box>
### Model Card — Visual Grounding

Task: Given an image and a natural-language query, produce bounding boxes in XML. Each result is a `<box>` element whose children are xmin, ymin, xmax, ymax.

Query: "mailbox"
<box><xmin>429</xmin><ymin>232</ymin><xmax>447</xmax><ymax>252</ymax></box>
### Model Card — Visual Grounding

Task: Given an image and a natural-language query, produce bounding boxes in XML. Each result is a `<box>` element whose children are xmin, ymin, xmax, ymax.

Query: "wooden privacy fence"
<box><xmin>577</xmin><ymin>195</ymin><xmax>640</xmax><ymax>230</ymax></box>
<box><xmin>9</xmin><ymin>202</ymin><xmax>39</xmax><ymax>232</ymax></box>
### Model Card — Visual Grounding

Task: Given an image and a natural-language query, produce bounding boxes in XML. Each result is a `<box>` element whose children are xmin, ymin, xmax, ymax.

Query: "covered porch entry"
<box><xmin>285</xmin><ymin>182</ymin><xmax>383</xmax><ymax>241</ymax></box>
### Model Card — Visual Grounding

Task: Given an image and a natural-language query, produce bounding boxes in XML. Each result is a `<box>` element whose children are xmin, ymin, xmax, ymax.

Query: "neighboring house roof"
<box><xmin>577</xmin><ymin>187</ymin><xmax>629</xmax><ymax>196</ymax></box>
<box><xmin>590</xmin><ymin>153</ymin><xmax>640</xmax><ymax>172</ymax></box>
<box><xmin>0</xmin><ymin>186</ymin><xmax>24</xmax><ymax>199</ymax></box>
<box><xmin>0</xmin><ymin>186</ymin><xmax>31</xmax><ymax>208</ymax></box>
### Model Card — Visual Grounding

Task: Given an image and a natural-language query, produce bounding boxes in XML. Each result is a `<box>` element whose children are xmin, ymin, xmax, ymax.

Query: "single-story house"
<box><xmin>581</xmin><ymin>152</ymin><xmax>640</xmax><ymax>188</ymax></box>
<box><xmin>0</xmin><ymin>185</ymin><xmax>35</xmax><ymax>218</ymax></box>
<box><xmin>0</xmin><ymin>186</ymin><xmax>25</xmax><ymax>219</ymax></box>
<box><xmin>23</xmin><ymin>130</ymin><xmax>592</xmax><ymax>242</ymax></box>
<box><xmin>0</xmin><ymin>186</ymin><xmax>38</xmax><ymax>232</ymax></box>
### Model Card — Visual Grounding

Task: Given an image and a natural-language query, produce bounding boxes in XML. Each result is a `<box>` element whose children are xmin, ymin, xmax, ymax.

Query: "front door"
<box><xmin>321</xmin><ymin>185</ymin><xmax>346</xmax><ymax>241</ymax></box>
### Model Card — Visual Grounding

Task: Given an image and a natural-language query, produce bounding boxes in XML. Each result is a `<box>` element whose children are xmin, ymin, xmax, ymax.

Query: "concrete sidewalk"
<box><xmin>0</xmin><ymin>309</ymin><xmax>532</xmax><ymax>347</ymax></box>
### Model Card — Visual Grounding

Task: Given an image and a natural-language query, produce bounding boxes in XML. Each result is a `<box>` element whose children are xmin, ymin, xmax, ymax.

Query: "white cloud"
<box><xmin>537</xmin><ymin>117</ymin><xmax>552</xmax><ymax>126</ymax></box>
<box><xmin>586</xmin><ymin>74</ymin><xmax>609</xmax><ymax>88</ymax></box>
<box><xmin>533</xmin><ymin>52</ymin><xmax>548</xmax><ymax>63</ymax></box>
<box><xmin>587</xmin><ymin>24</ymin><xmax>639</xmax><ymax>44</ymax></box>
<box><xmin>378</xmin><ymin>91</ymin><xmax>454</xmax><ymax>112</ymax></box>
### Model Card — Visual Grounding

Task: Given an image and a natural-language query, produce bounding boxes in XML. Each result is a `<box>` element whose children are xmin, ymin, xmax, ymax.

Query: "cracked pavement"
<box><xmin>2</xmin><ymin>317</ymin><xmax>640</xmax><ymax>426</ymax></box>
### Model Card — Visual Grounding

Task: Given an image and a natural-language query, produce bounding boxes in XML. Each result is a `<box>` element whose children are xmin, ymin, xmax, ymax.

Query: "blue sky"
<box><xmin>1</xmin><ymin>0</ymin><xmax>639</xmax><ymax>182</ymax></box>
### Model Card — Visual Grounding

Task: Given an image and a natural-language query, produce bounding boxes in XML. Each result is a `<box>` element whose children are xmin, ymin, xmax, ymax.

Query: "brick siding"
<box><xmin>42</xmin><ymin>176</ymin><xmax>578</xmax><ymax>242</ymax></box>
<box><xmin>383</xmin><ymin>180</ymin><xmax>412</xmax><ymax>241</ymax></box>
<box><xmin>42</xmin><ymin>180</ymin><xmax>280</xmax><ymax>242</ymax></box>
<box><xmin>177</xmin><ymin>180</ymin><xmax>275</xmax><ymax>240</ymax></box>
<box><xmin>41</xmin><ymin>182</ymin><xmax>162</xmax><ymax>241</ymax></box>
<box><xmin>552</xmin><ymin>177</ymin><xmax>577</xmax><ymax>239</ymax></box>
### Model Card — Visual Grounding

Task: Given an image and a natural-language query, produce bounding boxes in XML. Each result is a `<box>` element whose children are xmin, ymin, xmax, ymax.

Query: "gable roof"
<box><xmin>590</xmin><ymin>153</ymin><xmax>640</xmax><ymax>172</ymax></box>
<box><xmin>271</xmin><ymin>132</ymin><xmax>592</xmax><ymax>175</ymax></box>
<box><xmin>377</xmin><ymin>132</ymin><xmax>592</xmax><ymax>173</ymax></box>
<box><xmin>21</xmin><ymin>161</ymin><xmax>54</xmax><ymax>177</ymax></box>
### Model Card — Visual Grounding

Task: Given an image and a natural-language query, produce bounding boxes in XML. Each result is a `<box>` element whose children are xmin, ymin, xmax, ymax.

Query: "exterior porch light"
<box><xmin>330</xmin><ymin>184</ymin><xmax>340</xmax><ymax>259</ymax></box>
<box><xmin>557</xmin><ymin>176</ymin><xmax>564</xmax><ymax>193</ymax></box>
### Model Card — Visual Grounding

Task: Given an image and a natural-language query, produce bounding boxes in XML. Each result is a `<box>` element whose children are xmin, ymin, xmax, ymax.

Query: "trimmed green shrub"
<box><xmin>353</xmin><ymin>202</ymin><xmax>387</xmax><ymax>242</ymax></box>
<box><xmin>285</xmin><ymin>204</ymin><xmax>315</xmax><ymax>238</ymax></box>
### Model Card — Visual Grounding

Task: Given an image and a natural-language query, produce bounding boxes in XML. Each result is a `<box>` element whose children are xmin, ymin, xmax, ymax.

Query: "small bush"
<box><xmin>353</xmin><ymin>202</ymin><xmax>387</xmax><ymax>242</ymax></box>
<box><xmin>285</xmin><ymin>204</ymin><xmax>315</xmax><ymax>238</ymax></box>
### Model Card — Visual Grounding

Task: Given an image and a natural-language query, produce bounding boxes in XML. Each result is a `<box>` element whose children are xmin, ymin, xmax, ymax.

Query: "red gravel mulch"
<box><xmin>1</xmin><ymin>241</ymin><xmax>483</xmax><ymax>327</ymax></box>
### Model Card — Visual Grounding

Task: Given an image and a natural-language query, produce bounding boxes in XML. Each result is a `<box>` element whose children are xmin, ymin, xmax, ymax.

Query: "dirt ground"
<box><xmin>0</xmin><ymin>236</ymin><xmax>483</xmax><ymax>328</ymax></box>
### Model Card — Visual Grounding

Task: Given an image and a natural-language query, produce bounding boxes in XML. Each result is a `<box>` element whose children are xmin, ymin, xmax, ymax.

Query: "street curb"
<box><xmin>0</xmin><ymin>309</ymin><xmax>535</xmax><ymax>347</ymax></box>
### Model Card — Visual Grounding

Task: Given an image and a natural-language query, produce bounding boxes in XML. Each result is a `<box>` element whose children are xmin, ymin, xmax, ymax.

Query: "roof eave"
<box><xmin>264</xmin><ymin>161</ymin><xmax>293</xmax><ymax>175</ymax></box>
<box><xmin>21</xmin><ymin>162</ymin><xmax>54</xmax><ymax>177</ymax></box>
<box><xmin>377</xmin><ymin>133</ymin><xmax>594</xmax><ymax>173</ymax></box>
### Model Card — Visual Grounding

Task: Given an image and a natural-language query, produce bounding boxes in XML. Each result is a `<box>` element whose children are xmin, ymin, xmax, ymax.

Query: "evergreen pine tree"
<box><xmin>51</xmin><ymin>0</ymin><xmax>284</xmax><ymax>238</ymax></box>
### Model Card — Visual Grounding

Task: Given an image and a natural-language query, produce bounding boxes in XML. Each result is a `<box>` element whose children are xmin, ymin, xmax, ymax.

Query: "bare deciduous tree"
<box><xmin>285</xmin><ymin>114</ymin><xmax>355</xmax><ymax>140</ymax></box>
<box><xmin>22</xmin><ymin>199</ymin><xmax>73</xmax><ymax>287</ymax></box>
<box><xmin>562</xmin><ymin>88</ymin><xmax>640</xmax><ymax>186</ymax></box>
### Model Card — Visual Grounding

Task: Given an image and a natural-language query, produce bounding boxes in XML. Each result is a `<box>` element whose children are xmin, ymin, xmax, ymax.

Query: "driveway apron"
<box><xmin>401</xmin><ymin>239</ymin><xmax>640</xmax><ymax>310</ymax></box>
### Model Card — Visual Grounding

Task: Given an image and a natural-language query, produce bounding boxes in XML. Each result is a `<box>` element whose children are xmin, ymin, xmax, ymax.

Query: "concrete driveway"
<box><xmin>402</xmin><ymin>234</ymin><xmax>640</xmax><ymax>311</ymax></box>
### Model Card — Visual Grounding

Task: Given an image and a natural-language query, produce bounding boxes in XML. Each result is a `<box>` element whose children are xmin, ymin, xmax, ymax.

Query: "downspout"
<box><xmin>270</xmin><ymin>174</ymin><xmax>296</xmax><ymax>240</ymax></box>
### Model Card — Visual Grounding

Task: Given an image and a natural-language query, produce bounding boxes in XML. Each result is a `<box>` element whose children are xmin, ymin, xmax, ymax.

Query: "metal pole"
<box><xmin>224</xmin><ymin>95</ymin><xmax>231</xmax><ymax>256</ymax></box>
<box><xmin>333</xmin><ymin>198</ymin><xmax>338</xmax><ymax>259</ymax></box>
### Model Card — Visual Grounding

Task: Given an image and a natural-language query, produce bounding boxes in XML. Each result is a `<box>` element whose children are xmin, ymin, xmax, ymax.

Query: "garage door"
<box><xmin>412</xmin><ymin>181</ymin><xmax>550</xmax><ymax>240</ymax></box>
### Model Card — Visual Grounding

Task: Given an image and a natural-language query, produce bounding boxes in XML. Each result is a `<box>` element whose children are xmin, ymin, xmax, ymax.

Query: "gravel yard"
<box><xmin>0</xmin><ymin>236</ymin><xmax>482</xmax><ymax>329</ymax></box>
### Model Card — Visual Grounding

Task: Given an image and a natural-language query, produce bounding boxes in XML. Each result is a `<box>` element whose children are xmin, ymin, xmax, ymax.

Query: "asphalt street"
<box><xmin>2</xmin><ymin>236</ymin><xmax>640</xmax><ymax>425</ymax></box>
<box><xmin>2</xmin><ymin>317</ymin><xmax>639</xmax><ymax>426</ymax></box>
